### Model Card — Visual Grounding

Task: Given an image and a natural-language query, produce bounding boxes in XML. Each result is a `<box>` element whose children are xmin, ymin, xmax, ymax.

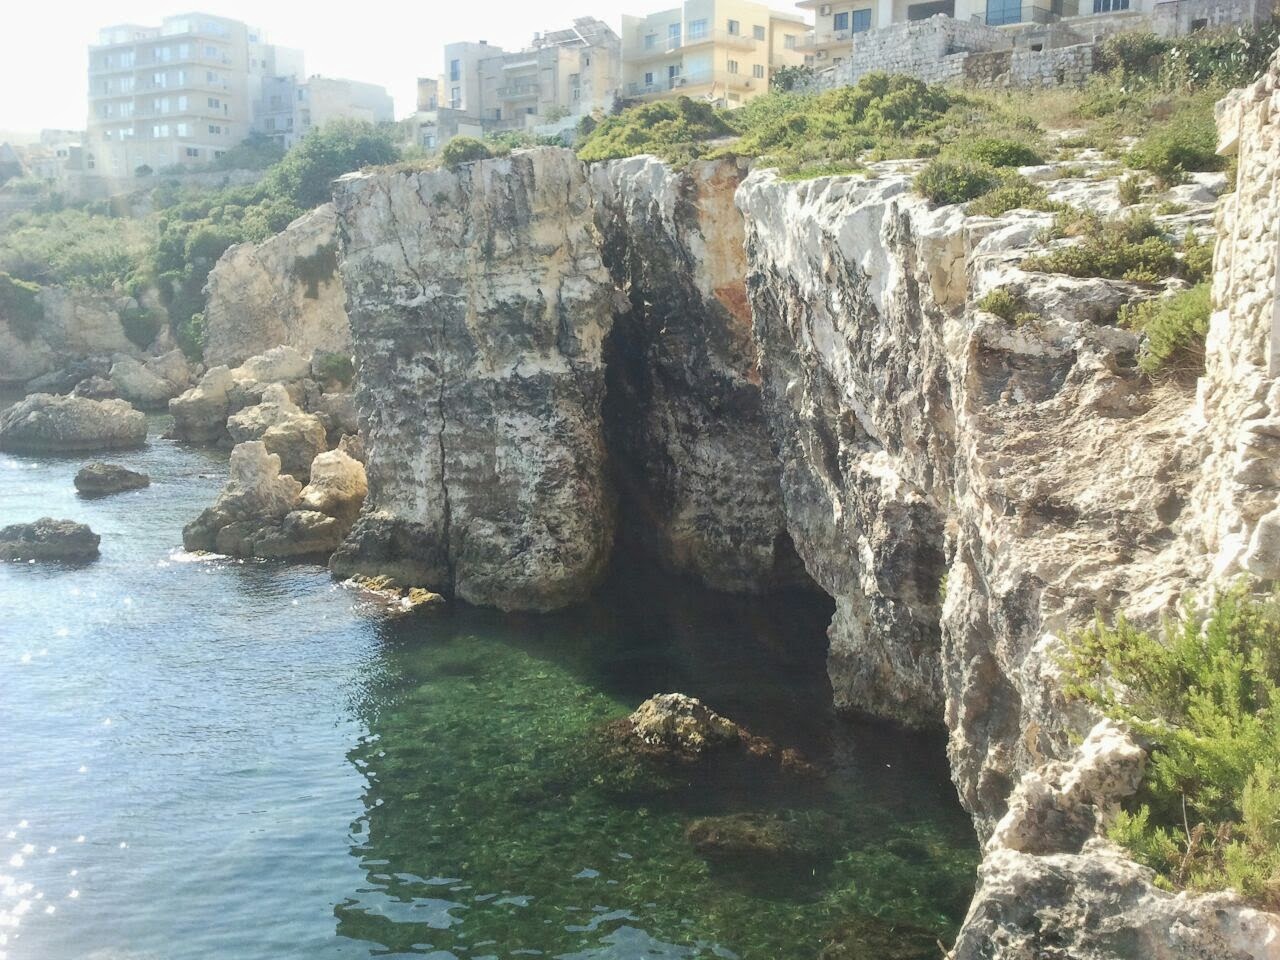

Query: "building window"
<box><xmin>727</xmin><ymin>19</ymin><xmax>740</xmax><ymax>34</ymax></box>
<box><xmin>120</xmin><ymin>76</ymin><xmax>134</xmax><ymax>92</ymax></box>
<box><xmin>153</xmin><ymin>72</ymin><xmax>167</xmax><ymax>87</ymax></box>
<box><xmin>986</xmin><ymin>0</ymin><xmax>1023</xmax><ymax>23</ymax></box>
<box><xmin>177</xmin><ymin>95</ymin><xmax>188</xmax><ymax>110</ymax></box>
<box><xmin>450</xmin><ymin>86</ymin><xmax>461</xmax><ymax>108</ymax></box>
<box><xmin>176</xmin><ymin>122</ymin><xmax>189</xmax><ymax>136</ymax></box>
<box><xmin>208</xmin><ymin>124</ymin><xmax>221</xmax><ymax>134</ymax></box>
<box><xmin>644</xmin><ymin>33</ymin><xmax>657</xmax><ymax>48</ymax></box>
<box><xmin>208</xmin><ymin>97</ymin><xmax>221</xmax><ymax>109</ymax></box>
<box><xmin>204</xmin><ymin>45</ymin><xmax>217</xmax><ymax>57</ymax></box>
<box><xmin>1092</xmin><ymin>0</ymin><xmax>1129</xmax><ymax>10</ymax></box>
<box><xmin>449</xmin><ymin>58</ymin><xmax>461</xmax><ymax>81</ymax></box>
<box><xmin>753</xmin><ymin>63</ymin><xmax>765</xmax><ymax>78</ymax></box>
<box><xmin>644</xmin><ymin>71</ymin><xmax>654</xmax><ymax>85</ymax></box>
<box><xmin>206</xmin><ymin>71</ymin><xmax>219</xmax><ymax>83</ymax></box>
<box><xmin>784</xmin><ymin>33</ymin><xmax>798</xmax><ymax>48</ymax></box>
<box><xmin>688</xmin><ymin>18</ymin><xmax>708</xmax><ymax>38</ymax></box>
<box><xmin>753</xmin><ymin>24</ymin><xmax>766</xmax><ymax>40</ymax></box>
<box><xmin>727</xmin><ymin>59</ymin><xmax>739</xmax><ymax>73</ymax></box>
<box><xmin>853</xmin><ymin>8</ymin><xmax>873</xmax><ymax>31</ymax></box>
<box><xmin>834</xmin><ymin>11</ymin><xmax>851</xmax><ymax>30</ymax></box>
<box><xmin>668</xmin><ymin>22</ymin><xmax>681</xmax><ymax>45</ymax></box>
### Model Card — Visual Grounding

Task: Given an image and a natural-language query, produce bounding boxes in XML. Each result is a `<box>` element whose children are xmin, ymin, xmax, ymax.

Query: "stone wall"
<box><xmin>1150</xmin><ymin>0</ymin><xmax>1277</xmax><ymax>36</ymax></box>
<box><xmin>1190</xmin><ymin>49</ymin><xmax>1280</xmax><ymax>581</ymax></box>
<box><xmin>828</xmin><ymin>16</ymin><xmax>1012</xmax><ymax>88</ymax></box>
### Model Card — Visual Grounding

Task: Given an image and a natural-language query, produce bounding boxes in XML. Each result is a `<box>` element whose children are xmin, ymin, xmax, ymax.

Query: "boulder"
<box><xmin>182</xmin><ymin>441</ymin><xmax>303</xmax><ymax>553</ymax></box>
<box><xmin>71</xmin><ymin>375</ymin><xmax>118</xmax><ymax>400</ymax></box>
<box><xmin>108</xmin><ymin>350</ymin><xmax>191</xmax><ymax>409</ymax></box>
<box><xmin>253</xmin><ymin>510</ymin><xmax>345</xmax><ymax>558</ymax></box>
<box><xmin>167</xmin><ymin>366</ymin><xmax>234</xmax><ymax>444</ymax></box>
<box><xmin>226</xmin><ymin>384</ymin><xmax>328</xmax><ymax>481</ymax></box>
<box><xmin>627</xmin><ymin>693</ymin><xmax>741</xmax><ymax>756</ymax></box>
<box><xmin>684</xmin><ymin>813</ymin><xmax>827</xmax><ymax>869</ymax></box>
<box><xmin>74</xmin><ymin>462</ymin><xmax>150</xmax><ymax>497</ymax></box>
<box><xmin>0</xmin><ymin>518</ymin><xmax>100</xmax><ymax>561</ymax></box>
<box><xmin>25</xmin><ymin>357</ymin><xmax>111</xmax><ymax>395</ymax></box>
<box><xmin>230</xmin><ymin>345</ymin><xmax>311</xmax><ymax>384</ymax></box>
<box><xmin>298</xmin><ymin>449</ymin><xmax>367</xmax><ymax>524</ymax></box>
<box><xmin>313</xmin><ymin>391</ymin><xmax>360</xmax><ymax>444</ymax></box>
<box><xmin>0</xmin><ymin>394</ymin><xmax>146</xmax><ymax>453</ymax></box>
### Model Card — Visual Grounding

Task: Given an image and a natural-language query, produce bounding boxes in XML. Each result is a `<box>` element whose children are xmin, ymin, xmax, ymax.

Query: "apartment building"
<box><xmin>256</xmin><ymin>75</ymin><xmax>395</xmax><ymax>150</ymax></box>
<box><xmin>87</xmin><ymin>13</ymin><xmax>304</xmax><ymax>176</ymax></box>
<box><xmin>439</xmin><ymin>18</ymin><xmax>622</xmax><ymax>128</ymax></box>
<box><xmin>619</xmin><ymin>0</ymin><xmax>809</xmax><ymax>107</ymax></box>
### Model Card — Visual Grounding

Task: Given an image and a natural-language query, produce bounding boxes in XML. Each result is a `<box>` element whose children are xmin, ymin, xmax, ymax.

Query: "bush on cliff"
<box><xmin>1022</xmin><ymin>211</ymin><xmax>1181</xmax><ymax>284</ymax></box>
<box><xmin>576</xmin><ymin>97</ymin><xmax>735</xmax><ymax>163</ymax></box>
<box><xmin>1120</xmin><ymin>281</ymin><xmax>1212</xmax><ymax>376</ymax></box>
<box><xmin>1064</xmin><ymin>588</ymin><xmax>1280</xmax><ymax>909</ymax></box>
<box><xmin>441</xmin><ymin>137</ymin><xmax>494</xmax><ymax>167</ymax></box>
<box><xmin>914</xmin><ymin>160</ymin><xmax>1004</xmax><ymax>206</ymax></box>
<box><xmin>1125</xmin><ymin>98</ymin><xmax>1224</xmax><ymax>182</ymax></box>
<box><xmin>0</xmin><ymin>271</ymin><xmax>43</xmax><ymax>340</ymax></box>
<box><xmin>0</xmin><ymin>208</ymin><xmax>150</xmax><ymax>289</ymax></box>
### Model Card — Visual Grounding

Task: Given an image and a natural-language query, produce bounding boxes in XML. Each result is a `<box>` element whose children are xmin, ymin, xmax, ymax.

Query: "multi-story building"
<box><xmin>87</xmin><ymin>13</ymin><xmax>303</xmax><ymax>176</ymax></box>
<box><xmin>435</xmin><ymin>18</ymin><xmax>622</xmax><ymax>132</ymax></box>
<box><xmin>255</xmin><ymin>75</ymin><xmax>395</xmax><ymax>150</ymax></box>
<box><xmin>619</xmin><ymin>0</ymin><xmax>809</xmax><ymax>107</ymax></box>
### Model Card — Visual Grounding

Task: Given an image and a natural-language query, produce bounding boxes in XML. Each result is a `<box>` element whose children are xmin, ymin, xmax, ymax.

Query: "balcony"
<box><xmin>978</xmin><ymin>0</ymin><xmax>1078</xmax><ymax>24</ymax></box>
<box><xmin>624</xmin><ymin>70</ymin><xmax>757</xmax><ymax>99</ymax></box>
<box><xmin>682</xmin><ymin>28</ymin><xmax>759</xmax><ymax>50</ymax></box>
<box><xmin>624</xmin><ymin>35</ymin><xmax>684</xmax><ymax>62</ymax></box>
<box><xmin>497</xmin><ymin>82</ymin><xmax>539</xmax><ymax>99</ymax></box>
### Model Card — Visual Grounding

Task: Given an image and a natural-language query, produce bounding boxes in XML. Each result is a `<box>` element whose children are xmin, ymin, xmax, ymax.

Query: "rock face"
<box><xmin>0</xmin><ymin>518</ymin><xmax>100</xmax><ymax>561</ymax></box>
<box><xmin>108</xmin><ymin>350</ymin><xmax>192</xmax><ymax>409</ymax></box>
<box><xmin>0</xmin><ymin>394</ymin><xmax>147</xmax><ymax>453</ymax></box>
<box><xmin>202</xmin><ymin>204</ymin><xmax>352</xmax><ymax>367</ymax></box>
<box><xmin>74</xmin><ymin>462</ymin><xmax>150</xmax><ymax>497</ymax></box>
<box><xmin>329</xmin><ymin>150</ymin><xmax>617</xmax><ymax>611</ymax></box>
<box><xmin>0</xmin><ymin>288</ymin><xmax>141</xmax><ymax>386</ymax></box>
<box><xmin>225</xmin><ymin>383</ymin><xmax>327</xmax><ymax>481</ymax></box>
<box><xmin>592</xmin><ymin>157</ymin><xmax>807</xmax><ymax>593</ymax></box>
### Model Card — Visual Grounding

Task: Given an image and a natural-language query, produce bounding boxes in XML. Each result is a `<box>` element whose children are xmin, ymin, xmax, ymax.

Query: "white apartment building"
<box><xmin>87</xmin><ymin>13</ymin><xmax>304</xmax><ymax>176</ymax></box>
<box><xmin>619</xmin><ymin>0</ymin><xmax>809</xmax><ymax>107</ymax></box>
<box><xmin>438</xmin><ymin>18</ymin><xmax>622</xmax><ymax>130</ymax></box>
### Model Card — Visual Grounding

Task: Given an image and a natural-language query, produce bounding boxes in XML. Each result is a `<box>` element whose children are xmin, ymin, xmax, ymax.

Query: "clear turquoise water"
<box><xmin>0</xmin><ymin>412</ymin><xmax>977</xmax><ymax>960</ymax></box>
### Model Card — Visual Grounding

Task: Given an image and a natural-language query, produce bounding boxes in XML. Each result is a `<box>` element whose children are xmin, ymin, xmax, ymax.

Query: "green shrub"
<box><xmin>313</xmin><ymin>351</ymin><xmax>356</xmax><ymax>385</ymax></box>
<box><xmin>976</xmin><ymin>286</ymin><xmax>1038</xmax><ymax>325</ymax></box>
<box><xmin>0</xmin><ymin>208</ymin><xmax>150</xmax><ymax>288</ymax></box>
<box><xmin>1118</xmin><ymin>175</ymin><xmax>1145</xmax><ymax>206</ymax></box>
<box><xmin>441</xmin><ymin>136</ymin><xmax>494</xmax><ymax>166</ymax></box>
<box><xmin>1119</xmin><ymin>282</ymin><xmax>1212</xmax><ymax>375</ymax></box>
<box><xmin>1023</xmin><ymin>211</ymin><xmax>1179</xmax><ymax>283</ymax></box>
<box><xmin>0</xmin><ymin>272</ymin><xmax>43</xmax><ymax>340</ymax></box>
<box><xmin>1181</xmin><ymin>229</ymin><xmax>1214</xmax><ymax>285</ymax></box>
<box><xmin>915</xmin><ymin>159</ymin><xmax>1003</xmax><ymax>206</ymax></box>
<box><xmin>966</xmin><ymin>176</ymin><xmax>1062</xmax><ymax>218</ymax></box>
<box><xmin>577</xmin><ymin>97</ymin><xmax>734</xmax><ymax>163</ymax></box>
<box><xmin>1063</xmin><ymin>587</ymin><xmax>1280</xmax><ymax>908</ymax></box>
<box><xmin>1126</xmin><ymin>101</ymin><xmax>1224</xmax><ymax>181</ymax></box>
<box><xmin>119</xmin><ymin>305</ymin><xmax>163</xmax><ymax>350</ymax></box>
<box><xmin>262</xmin><ymin>119</ymin><xmax>400</xmax><ymax>208</ymax></box>
<box><xmin>178</xmin><ymin>311</ymin><xmax>205</xmax><ymax>360</ymax></box>
<box><xmin>942</xmin><ymin>136</ymin><xmax>1043</xmax><ymax>168</ymax></box>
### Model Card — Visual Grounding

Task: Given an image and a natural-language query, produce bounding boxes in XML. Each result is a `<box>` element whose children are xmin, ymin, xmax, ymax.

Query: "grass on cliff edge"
<box><xmin>1063</xmin><ymin>587</ymin><xmax>1280</xmax><ymax>909</ymax></box>
<box><xmin>574</xmin><ymin>74</ymin><xmax>1045</xmax><ymax>179</ymax></box>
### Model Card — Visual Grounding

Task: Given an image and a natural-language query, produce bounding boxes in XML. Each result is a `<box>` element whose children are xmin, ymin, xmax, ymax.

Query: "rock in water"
<box><xmin>0</xmin><ymin>518</ymin><xmax>100</xmax><ymax>561</ymax></box>
<box><xmin>182</xmin><ymin>441</ymin><xmax>303</xmax><ymax>553</ymax></box>
<box><xmin>74</xmin><ymin>462</ymin><xmax>150</xmax><ymax>497</ymax></box>
<box><xmin>626</xmin><ymin>693</ymin><xmax>741</xmax><ymax>756</ymax></box>
<box><xmin>0</xmin><ymin>394</ymin><xmax>146</xmax><ymax>453</ymax></box>
<box><xmin>299</xmin><ymin>449</ymin><xmax>367</xmax><ymax>523</ymax></box>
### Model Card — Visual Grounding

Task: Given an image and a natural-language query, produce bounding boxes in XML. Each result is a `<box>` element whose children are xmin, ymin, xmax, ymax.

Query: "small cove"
<box><xmin>0</xmin><ymin>413</ymin><xmax>977</xmax><ymax>960</ymax></box>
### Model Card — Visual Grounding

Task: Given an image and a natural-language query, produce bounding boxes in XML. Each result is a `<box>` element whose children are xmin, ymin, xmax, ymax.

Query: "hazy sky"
<box><xmin>0</xmin><ymin>1</ymin><xmax>655</xmax><ymax>134</ymax></box>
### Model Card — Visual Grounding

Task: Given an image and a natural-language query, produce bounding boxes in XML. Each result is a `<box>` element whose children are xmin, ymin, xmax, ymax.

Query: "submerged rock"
<box><xmin>684</xmin><ymin>813</ymin><xmax>827</xmax><ymax>869</ymax></box>
<box><xmin>626</xmin><ymin>693</ymin><xmax>741</xmax><ymax>757</ymax></box>
<box><xmin>0</xmin><ymin>518</ymin><xmax>100</xmax><ymax>561</ymax></box>
<box><xmin>74</xmin><ymin>462</ymin><xmax>150</xmax><ymax>497</ymax></box>
<box><xmin>818</xmin><ymin>915</ymin><xmax>940</xmax><ymax>960</ymax></box>
<box><xmin>0</xmin><ymin>394</ymin><xmax>146</xmax><ymax>453</ymax></box>
<box><xmin>344</xmin><ymin>573</ymin><xmax>447</xmax><ymax>613</ymax></box>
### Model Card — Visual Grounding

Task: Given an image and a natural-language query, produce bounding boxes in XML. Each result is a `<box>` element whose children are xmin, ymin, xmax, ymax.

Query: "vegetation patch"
<box><xmin>1022</xmin><ymin>210</ymin><xmax>1180</xmax><ymax>283</ymax></box>
<box><xmin>1064</xmin><ymin>588</ymin><xmax>1280</xmax><ymax>909</ymax></box>
<box><xmin>0</xmin><ymin>272</ymin><xmax>43</xmax><ymax>341</ymax></box>
<box><xmin>118</xmin><ymin>305</ymin><xmax>163</xmax><ymax>350</ymax></box>
<box><xmin>1119</xmin><ymin>282</ymin><xmax>1212</xmax><ymax>375</ymax></box>
<box><xmin>940</xmin><ymin>136</ymin><xmax>1043</xmax><ymax>168</ymax></box>
<box><xmin>576</xmin><ymin>97</ymin><xmax>734</xmax><ymax>163</ymax></box>
<box><xmin>965</xmin><ymin>176</ymin><xmax>1063</xmax><ymax>218</ymax></box>
<box><xmin>915</xmin><ymin>160</ymin><xmax>1004</xmax><ymax>206</ymax></box>
<box><xmin>313</xmin><ymin>351</ymin><xmax>355</xmax><ymax>386</ymax></box>
<box><xmin>440</xmin><ymin>136</ymin><xmax>494</xmax><ymax>167</ymax></box>
<box><xmin>1125</xmin><ymin>99</ymin><xmax>1224</xmax><ymax>182</ymax></box>
<box><xmin>976</xmin><ymin>286</ymin><xmax>1038</xmax><ymax>326</ymax></box>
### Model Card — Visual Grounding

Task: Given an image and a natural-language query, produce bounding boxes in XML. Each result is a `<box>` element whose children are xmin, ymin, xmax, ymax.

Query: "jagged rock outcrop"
<box><xmin>183</xmin><ymin>439</ymin><xmax>368</xmax><ymax>560</ymax></box>
<box><xmin>0</xmin><ymin>393</ymin><xmax>147</xmax><ymax>453</ymax></box>
<box><xmin>592</xmin><ymin>156</ymin><xmax>808</xmax><ymax>592</ymax></box>
<box><xmin>0</xmin><ymin>518</ymin><xmax>100</xmax><ymax>561</ymax></box>
<box><xmin>226</xmin><ymin>384</ymin><xmax>327</xmax><ymax>482</ymax></box>
<box><xmin>74</xmin><ymin>462</ymin><xmax>150</xmax><ymax>497</ymax></box>
<box><xmin>329</xmin><ymin>149</ymin><xmax>617</xmax><ymax>611</ymax></box>
<box><xmin>201</xmin><ymin>204</ymin><xmax>351</xmax><ymax>367</ymax></box>
<box><xmin>108</xmin><ymin>350</ymin><xmax>192</xmax><ymax>409</ymax></box>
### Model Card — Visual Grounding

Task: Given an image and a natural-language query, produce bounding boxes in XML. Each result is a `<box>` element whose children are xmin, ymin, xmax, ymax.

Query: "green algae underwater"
<box><xmin>337</xmin><ymin>572</ymin><xmax>978</xmax><ymax>960</ymax></box>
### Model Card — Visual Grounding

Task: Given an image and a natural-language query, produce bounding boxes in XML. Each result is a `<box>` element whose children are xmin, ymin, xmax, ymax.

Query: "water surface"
<box><xmin>0</xmin><ymin>414</ymin><xmax>977</xmax><ymax>959</ymax></box>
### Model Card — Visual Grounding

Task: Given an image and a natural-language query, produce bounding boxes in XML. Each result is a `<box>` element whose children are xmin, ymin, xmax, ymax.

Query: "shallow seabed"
<box><xmin>0</xmin><ymin>415</ymin><xmax>977</xmax><ymax>960</ymax></box>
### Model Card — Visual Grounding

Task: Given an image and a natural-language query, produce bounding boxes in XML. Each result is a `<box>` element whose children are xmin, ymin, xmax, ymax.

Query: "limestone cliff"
<box><xmin>0</xmin><ymin>287</ymin><xmax>142</xmax><ymax>385</ymax></box>
<box><xmin>201</xmin><ymin>204</ymin><xmax>351</xmax><ymax>368</ymax></box>
<box><xmin>329</xmin><ymin>150</ymin><xmax>617</xmax><ymax>611</ymax></box>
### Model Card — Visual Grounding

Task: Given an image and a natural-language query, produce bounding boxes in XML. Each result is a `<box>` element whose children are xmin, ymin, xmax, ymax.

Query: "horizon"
<box><xmin>0</xmin><ymin>0</ymin><xmax>811</xmax><ymax>137</ymax></box>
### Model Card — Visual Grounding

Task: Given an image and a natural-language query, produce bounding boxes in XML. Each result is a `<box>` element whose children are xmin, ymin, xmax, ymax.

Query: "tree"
<box><xmin>262</xmin><ymin>119</ymin><xmax>400</xmax><ymax>208</ymax></box>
